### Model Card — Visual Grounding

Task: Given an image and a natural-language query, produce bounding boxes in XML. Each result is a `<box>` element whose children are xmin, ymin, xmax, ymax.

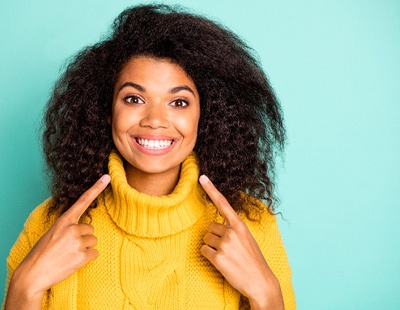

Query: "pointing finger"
<box><xmin>199</xmin><ymin>175</ymin><xmax>238</xmax><ymax>226</ymax></box>
<box><xmin>63</xmin><ymin>174</ymin><xmax>111</xmax><ymax>223</ymax></box>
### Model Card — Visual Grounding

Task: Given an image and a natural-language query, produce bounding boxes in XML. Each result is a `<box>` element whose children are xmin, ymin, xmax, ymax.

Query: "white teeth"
<box><xmin>136</xmin><ymin>138</ymin><xmax>173</xmax><ymax>149</ymax></box>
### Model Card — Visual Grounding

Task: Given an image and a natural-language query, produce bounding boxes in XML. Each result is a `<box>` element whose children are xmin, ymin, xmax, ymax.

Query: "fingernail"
<box><xmin>199</xmin><ymin>175</ymin><xmax>209</xmax><ymax>184</ymax></box>
<box><xmin>100</xmin><ymin>174</ymin><xmax>111</xmax><ymax>183</ymax></box>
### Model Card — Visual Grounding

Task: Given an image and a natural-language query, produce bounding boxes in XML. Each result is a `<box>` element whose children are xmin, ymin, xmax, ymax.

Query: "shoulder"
<box><xmin>240</xmin><ymin>197</ymin><xmax>277</xmax><ymax>232</ymax></box>
<box><xmin>23</xmin><ymin>198</ymin><xmax>58</xmax><ymax>239</ymax></box>
<box><xmin>240</xmin><ymin>196</ymin><xmax>296</xmax><ymax>309</ymax></box>
<box><xmin>7</xmin><ymin>198</ymin><xmax>58</xmax><ymax>270</ymax></box>
<box><xmin>240</xmin><ymin>196</ymin><xmax>282</xmax><ymax>254</ymax></box>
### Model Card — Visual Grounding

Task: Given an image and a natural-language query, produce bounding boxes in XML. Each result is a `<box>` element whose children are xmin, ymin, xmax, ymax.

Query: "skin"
<box><xmin>111</xmin><ymin>56</ymin><xmax>200</xmax><ymax>196</ymax></box>
<box><xmin>200</xmin><ymin>175</ymin><xmax>284</xmax><ymax>310</ymax></box>
<box><xmin>5</xmin><ymin>57</ymin><xmax>283</xmax><ymax>309</ymax></box>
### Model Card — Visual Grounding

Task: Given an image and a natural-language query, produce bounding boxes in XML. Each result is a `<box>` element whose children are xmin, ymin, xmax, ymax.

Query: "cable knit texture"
<box><xmin>3</xmin><ymin>151</ymin><xmax>295</xmax><ymax>309</ymax></box>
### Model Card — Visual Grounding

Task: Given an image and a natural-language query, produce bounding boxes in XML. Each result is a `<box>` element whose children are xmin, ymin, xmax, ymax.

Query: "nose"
<box><xmin>139</xmin><ymin>104</ymin><xmax>170</xmax><ymax>129</ymax></box>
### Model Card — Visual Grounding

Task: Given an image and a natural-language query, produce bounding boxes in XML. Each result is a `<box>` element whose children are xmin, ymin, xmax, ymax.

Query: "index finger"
<box><xmin>199</xmin><ymin>175</ymin><xmax>238</xmax><ymax>226</ymax></box>
<box><xmin>63</xmin><ymin>174</ymin><xmax>111</xmax><ymax>223</ymax></box>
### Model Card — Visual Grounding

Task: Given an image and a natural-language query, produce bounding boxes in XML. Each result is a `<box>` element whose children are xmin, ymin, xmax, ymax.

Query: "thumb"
<box><xmin>199</xmin><ymin>175</ymin><xmax>238</xmax><ymax>226</ymax></box>
<box><xmin>62</xmin><ymin>174</ymin><xmax>110</xmax><ymax>223</ymax></box>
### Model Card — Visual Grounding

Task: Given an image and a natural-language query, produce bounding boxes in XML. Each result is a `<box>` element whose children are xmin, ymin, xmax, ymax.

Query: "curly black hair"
<box><xmin>43</xmin><ymin>4</ymin><xmax>285</xmax><ymax>219</ymax></box>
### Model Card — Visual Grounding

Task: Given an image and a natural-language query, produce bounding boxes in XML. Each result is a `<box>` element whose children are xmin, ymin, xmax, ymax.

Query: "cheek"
<box><xmin>176</xmin><ymin>114</ymin><xmax>199</xmax><ymax>138</ymax></box>
<box><xmin>111</xmin><ymin>106</ymin><xmax>134</xmax><ymax>132</ymax></box>
<box><xmin>111</xmin><ymin>108</ymin><xmax>132</xmax><ymax>147</ymax></box>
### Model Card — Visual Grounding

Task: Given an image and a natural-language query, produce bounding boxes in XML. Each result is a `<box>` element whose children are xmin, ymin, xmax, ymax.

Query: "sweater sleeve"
<box><xmin>240</xmin><ymin>209</ymin><xmax>296</xmax><ymax>310</ymax></box>
<box><xmin>2</xmin><ymin>200</ymin><xmax>54</xmax><ymax>310</ymax></box>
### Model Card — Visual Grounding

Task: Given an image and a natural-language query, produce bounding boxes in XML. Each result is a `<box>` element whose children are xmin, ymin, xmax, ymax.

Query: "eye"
<box><xmin>124</xmin><ymin>95</ymin><xmax>144</xmax><ymax>104</ymax></box>
<box><xmin>170</xmin><ymin>99</ymin><xmax>189</xmax><ymax>108</ymax></box>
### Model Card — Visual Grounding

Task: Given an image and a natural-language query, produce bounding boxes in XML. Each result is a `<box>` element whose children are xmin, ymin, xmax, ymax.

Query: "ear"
<box><xmin>107</xmin><ymin>116</ymin><xmax>111</xmax><ymax>125</ymax></box>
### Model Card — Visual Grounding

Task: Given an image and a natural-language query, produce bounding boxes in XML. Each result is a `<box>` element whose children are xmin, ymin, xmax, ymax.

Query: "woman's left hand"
<box><xmin>199</xmin><ymin>175</ymin><xmax>284</xmax><ymax>310</ymax></box>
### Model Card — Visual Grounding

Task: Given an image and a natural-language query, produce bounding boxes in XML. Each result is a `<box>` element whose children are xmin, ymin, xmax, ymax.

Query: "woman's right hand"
<box><xmin>4</xmin><ymin>174</ymin><xmax>111</xmax><ymax>310</ymax></box>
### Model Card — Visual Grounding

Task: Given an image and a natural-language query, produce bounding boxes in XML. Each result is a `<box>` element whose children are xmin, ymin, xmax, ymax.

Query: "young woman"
<box><xmin>3</xmin><ymin>4</ymin><xmax>295</xmax><ymax>309</ymax></box>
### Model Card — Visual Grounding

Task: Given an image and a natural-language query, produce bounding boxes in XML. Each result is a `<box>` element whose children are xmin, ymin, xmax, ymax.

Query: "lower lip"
<box><xmin>133</xmin><ymin>138</ymin><xmax>176</xmax><ymax>156</ymax></box>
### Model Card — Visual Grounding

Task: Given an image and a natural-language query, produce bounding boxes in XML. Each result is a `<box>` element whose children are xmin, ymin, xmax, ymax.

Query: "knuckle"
<box><xmin>79</xmin><ymin>193</ymin><xmax>90</xmax><ymax>203</ymax></box>
<box><xmin>213</xmin><ymin>252</ymin><xmax>224</xmax><ymax>267</ymax></box>
<box><xmin>218</xmin><ymin>197</ymin><xmax>228</xmax><ymax>206</ymax></box>
<box><xmin>51</xmin><ymin>221</ymin><xmax>73</xmax><ymax>238</ymax></box>
<box><xmin>63</xmin><ymin>225</ymin><xmax>80</xmax><ymax>240</ymax></box>
<box><xmin>71</xmin><ymin>224</ymin><xmax>81</xmax><ymax>235</ymax></box>
<box><xmin>56</xmin><ymin>215</ymin><xmax>69</xmax><ymax>227</ymax></box>
<box><xmin>218</xmin><ymin>242</ymin><xmax>227</xmax><ymax>253</ymax></box>
<box><xmin>94</xmin><ymin>182</ymin><xmax>103</xmax><ymax>191</ymax></box>
<box><xmin>224</xmin><ymin>228</ymin><xmax>236</xmax><ymax>240</ymax></box>
<box><xmin>48</xmin><ymin>230</ymin><xmax>60</xmax><ymax>242</ymax></box>
<box><xmin>94</xmin><ymin>178</ymin><xmax>107</xmax><ymax>191</ymax></box>
<box><xmin>51</xmin><ymin>225</ymin><xmax>62</xmax><ymax>238</ymax></box>
<box><xmin>76</xmin><ymin>238</ymin><xmax>86</xmax><ymax>249</ymax></box>
<box><xmin>236</xmin><ymin>223</ymin><xmax>247</xmax><ymax>234</ymax></box>
<box><xmin>218</xmin><ymin>239</ymin><xmax>231</xmax><ymax>253</ymax></box>
<box><xmin>208</xmin><ymin>185</ymin><xmax>219</xmax><ymax>197</ymax></box>
<box><xmin>75</xmin><ymin>251</ymin><xmax>87</xmax><ymax>264</ymax></box>
<box><xmin>82</xmin><ymin>223</ymin><xmax>95</xmax><ymax>234</ymax></box>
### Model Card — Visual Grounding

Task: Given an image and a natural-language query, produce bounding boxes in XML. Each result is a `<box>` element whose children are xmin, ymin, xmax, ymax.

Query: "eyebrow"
<box><xmin>118</xmin><ymin>82</ymin><xmax>145</xmax><ymax>92</ymax></box>
<box><xmin>170</xmin><ymin>85</ymin><xmax>195</xmax><ymax>97</ymax></box>
<box><xmin>118</xmin><ymin>82</ymin><xmax>196</xmax><ymax>97</ymax></box>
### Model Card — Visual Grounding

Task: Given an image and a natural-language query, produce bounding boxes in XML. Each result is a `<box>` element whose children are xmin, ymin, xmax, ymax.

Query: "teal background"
<box><xmin>1</xmin><ymin>0</ymin><xmax>399</xmax><ymax>308</ymax></box>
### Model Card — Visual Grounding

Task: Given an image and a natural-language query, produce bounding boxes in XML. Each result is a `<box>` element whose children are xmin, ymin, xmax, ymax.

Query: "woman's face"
<box><xmin>111</xmin><ymin>56</ymin><xmax>200</xmax><ymax>181</ymax></box>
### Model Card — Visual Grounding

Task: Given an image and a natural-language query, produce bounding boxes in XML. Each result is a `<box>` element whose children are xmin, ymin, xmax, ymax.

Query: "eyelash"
<box><xmin>123</xmin><ymin>96</ymin><xmax>189</xmax><ymax>108</ymax></box>
<box><xmin>170</xmin><ymin>99</ymin><xmax>189</xmax><ymax>108</ymax></box>
<box><xmin>124</xmin><ymin>95</ymin><xmax>144</xmax><ymax>104</ymax></box>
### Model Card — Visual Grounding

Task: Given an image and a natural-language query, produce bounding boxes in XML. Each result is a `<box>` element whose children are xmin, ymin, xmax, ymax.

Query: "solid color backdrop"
<box><xmin>1</xmin><ymin>0</ymin><xmax>399</xmax><ymax>308</ymax></box>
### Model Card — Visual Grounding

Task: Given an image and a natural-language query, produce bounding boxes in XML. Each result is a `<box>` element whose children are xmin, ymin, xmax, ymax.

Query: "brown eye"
<box><xmin>125</xmin><ymin>95</ymin><xmax>144</xmax><ymax>104</ymax></box>
<box><xmin>170</xmin><ymin>99</ymin><xmax>189</xmax><ymax>108</ymax></box>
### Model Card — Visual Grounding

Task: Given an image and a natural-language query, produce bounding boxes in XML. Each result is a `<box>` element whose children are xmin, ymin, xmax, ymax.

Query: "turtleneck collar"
<box><xmin>104</xmin><ymin>150</ymin><xmax>206</xmax><ymax>238</ymax></box>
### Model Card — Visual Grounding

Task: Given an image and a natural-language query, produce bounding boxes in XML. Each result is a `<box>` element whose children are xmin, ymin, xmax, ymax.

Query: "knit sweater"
<box><xmin>4</xmin><ymin>151</ymin><xmax>295</xmax><ymax>309</ymax></box>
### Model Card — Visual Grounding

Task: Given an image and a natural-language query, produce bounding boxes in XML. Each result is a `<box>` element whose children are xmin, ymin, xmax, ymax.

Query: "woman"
<box><xmin>3</xmin><ymin>4</ymin><xmax>295</xmax><ymax>309</ymax></box>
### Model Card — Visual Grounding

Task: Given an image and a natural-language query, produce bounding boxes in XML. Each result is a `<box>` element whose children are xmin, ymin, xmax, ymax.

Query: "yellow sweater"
<box><xmin>4</xmin><ymin>151</ymin><xmax>295</xmax><ymax>309</ymax></box>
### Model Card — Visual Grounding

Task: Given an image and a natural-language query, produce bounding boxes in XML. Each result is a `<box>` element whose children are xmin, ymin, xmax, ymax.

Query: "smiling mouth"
<box><xmin>136</xmin><ymin>138</ymin><xmax>174</xmax><ymax>150</ymax></box>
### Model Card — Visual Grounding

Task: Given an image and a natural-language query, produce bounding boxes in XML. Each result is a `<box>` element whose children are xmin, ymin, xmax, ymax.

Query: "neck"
<box><xmin>124</xmin><ymin>163</ymin><xmax>181</xmax><ymax>196</ymax></box>
<box><xmin>105</xmin><ymin>150</ymin><xmax>204</xmax><ymax>237</ymax></box>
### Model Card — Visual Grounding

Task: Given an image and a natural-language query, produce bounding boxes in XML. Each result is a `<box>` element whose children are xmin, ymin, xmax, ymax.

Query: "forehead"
<box><xmin>116</xmin><ymin>56</ymin><xmax>195</xmax><ymax>87</ymax></box>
